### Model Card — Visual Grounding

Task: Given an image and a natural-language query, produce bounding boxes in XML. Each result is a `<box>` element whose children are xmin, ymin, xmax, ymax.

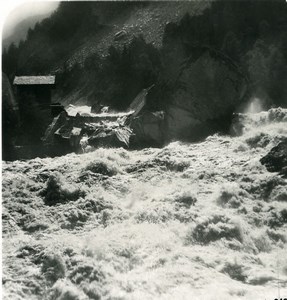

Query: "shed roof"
<box><xmin>13</xmin><ymin>76</ymin><xmax>55</xmax><ymax>85</ymax></box>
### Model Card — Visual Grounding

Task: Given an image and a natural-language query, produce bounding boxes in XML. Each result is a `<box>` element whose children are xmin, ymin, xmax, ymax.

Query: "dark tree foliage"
<box><xmin>3</xmin><ymin>0</ymin><xmax>287</xmax><ymax>117</ymax></box>
<box><xmin>160</xmin><ymin>0</ymin><xmax>287</xmax><ymax>108</ymax></box>
<box><xmin>2</xmin><ymin>43</ymin><xmax>19</xmax><ymax>80</ymax></box>
<box><xmin>77</xmin><ymin>35</ymin><xmax>162</xmax><ymax>111</ymax></box>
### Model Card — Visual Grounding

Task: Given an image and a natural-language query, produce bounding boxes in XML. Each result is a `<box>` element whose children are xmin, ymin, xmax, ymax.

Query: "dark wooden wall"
<box><xmin>16</xmin><ymin>85</ymin><xmax>52</xmax><ymax>108</ymax></box>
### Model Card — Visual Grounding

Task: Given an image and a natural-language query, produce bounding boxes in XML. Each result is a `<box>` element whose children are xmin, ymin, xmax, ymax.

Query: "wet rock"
<box><xmin>114</xmin><ymin>30</ymin><xmax>127</xmax><ymax>41</ymax></box>
<box><xmin>91</xmin><ymin>103</ymin><xmax>104</xmax><ymax>113</ymax></box>
<box><xmin>260</xmin><ymin>139</ymin><xmax>287</xmax><ymax>178</ymax></box>
<box><xmin>130</xmin><ymin>111</ymin><xmax>165</xmax><ymax>147</ymax></box>
<box><xmin>164</xmin><ymin>51</ymin><xmax>248</xmax><ymax>141</ymax></box>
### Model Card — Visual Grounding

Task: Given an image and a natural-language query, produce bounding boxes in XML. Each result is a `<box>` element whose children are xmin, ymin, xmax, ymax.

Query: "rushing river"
<box><xmin>2</xmin><ymin>108</ymin><xmax>287</xmax><ymax>300</ymax></box>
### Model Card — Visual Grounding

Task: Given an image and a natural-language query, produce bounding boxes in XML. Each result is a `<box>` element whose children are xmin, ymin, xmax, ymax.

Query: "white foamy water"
<box><xmin>2</xmin><ymin>108</ymin><xmax>287</xmax><ymax>300</ymax></box>
<box><xmin>65</xmin><ymin>104</ymin><xmax>133</xmax><ymax>118</ymax></box>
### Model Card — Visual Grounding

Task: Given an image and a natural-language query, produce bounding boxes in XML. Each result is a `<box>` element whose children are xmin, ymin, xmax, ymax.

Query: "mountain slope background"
<box><xmin>3</xmin><ymin>1</ymin><xmax>287</xmax><ymax>109</ymax></box>
<box><xmin>2</xmin><ymin>1</ymin><xmax>287</xmax><ymax>148</ymax></box>
<box><xmin>2</xmin><ymin>12</ymin><xmax>53</xmax><ymax>50</ymax></box>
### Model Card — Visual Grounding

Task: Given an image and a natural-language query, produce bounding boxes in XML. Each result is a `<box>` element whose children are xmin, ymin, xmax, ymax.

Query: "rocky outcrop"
<box><xmin>130</xmin><ymin>111</ymin><xmax>165</xmax><ymax>147</ymax></box>
<box><xmin>165</xmin><ymin>105</ymin><xmax>202</xmax><ymax>141</ymax></box>
<box><xmin>164</xmin><ymin>51</ymin><xmax>248</xmax><ymax>141</ymax></box>
<box><xmin>260</xmin><ymin>139</ymin><xmax>287</xmax><ymax>178</ymax></box>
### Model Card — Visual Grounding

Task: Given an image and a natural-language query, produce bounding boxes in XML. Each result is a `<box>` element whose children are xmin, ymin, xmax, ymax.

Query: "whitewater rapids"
<box><xmin>2</xmin><ymin>108</ymin><xmax>287</xmax><ymax>300</ymax></box>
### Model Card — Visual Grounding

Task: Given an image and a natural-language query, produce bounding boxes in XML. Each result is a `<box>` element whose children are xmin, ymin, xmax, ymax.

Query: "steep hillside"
<box><xmin>3</xmin><ymin>1</ymin><xmax>210</xmax><ymax>105</ymax></box>
<box><xmin>3</xmin><ymin>1</ymin><xmax>287</xmax><ymax>110</ymax></box>
<box><xmin>61</xmin><ymin>1</ymin><xmax>210</xmax><ymax>70</ymax></box>
<box><xmin>2</xmin><ymin>1</ymin><xmax>287</xmax><ymax>151</ymax></box>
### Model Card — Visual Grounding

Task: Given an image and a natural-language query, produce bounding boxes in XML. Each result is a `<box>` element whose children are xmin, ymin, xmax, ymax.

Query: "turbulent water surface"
<box><xmin>2</xmin><ymin>108</ymin><xmax>287</xmax><ymax>300</ymax></box>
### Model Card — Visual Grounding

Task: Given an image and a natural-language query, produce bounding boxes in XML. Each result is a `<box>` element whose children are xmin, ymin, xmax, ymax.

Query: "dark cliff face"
<box><xmin>149</xmin><ymin>0</ymin><xmax>287</xmax><ymax>140</ymax></box>
<box><xmin>161</xmin><ymin>51</ymin><xmax>248</xmax><ymax>141</ymax></box>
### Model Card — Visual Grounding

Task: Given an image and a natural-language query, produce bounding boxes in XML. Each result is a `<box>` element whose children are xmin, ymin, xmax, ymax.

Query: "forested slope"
<box><xmin>2</xmin><ymin>1</ymin><xmax>287</xmax><ymax>147</ymax></box>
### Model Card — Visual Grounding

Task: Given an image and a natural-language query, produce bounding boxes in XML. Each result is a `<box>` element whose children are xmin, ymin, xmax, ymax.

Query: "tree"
<box><xmin>222</xmin><ymin>31</ymin><xmax>241</xmax><ymax>62</ymax></box>
<box><xmin>2</xmin><ymin>43</ymin><xmax>19</xmax><ymax>80</ymax></box>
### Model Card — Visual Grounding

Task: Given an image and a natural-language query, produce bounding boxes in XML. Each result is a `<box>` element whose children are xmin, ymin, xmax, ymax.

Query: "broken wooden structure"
<box><xmin>42</xmin><ymin>85</ymin><xmax>165</xmax><ymax>154</ymax></box>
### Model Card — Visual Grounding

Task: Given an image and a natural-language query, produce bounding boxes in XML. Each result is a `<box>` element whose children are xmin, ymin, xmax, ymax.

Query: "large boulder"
<box><xmin>130</xmin><ymin>111</ymin><xmax>165</xmax><ymax>147</ymax></box>
<box><xmin>164</xmin><ymin>51</ymin><xmax>248</xmax><ymax>141</ymax></box>
<box><xmin>260</xmin><ymin>139</ymin><xmax>287</xmax><ymax>178</ymax></box>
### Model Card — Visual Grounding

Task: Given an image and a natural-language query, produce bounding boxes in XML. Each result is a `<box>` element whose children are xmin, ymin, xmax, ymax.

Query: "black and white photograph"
<box><xmin>2</xmin><ymin>0</ymin><xmax>287</xmax><ymax>299</ymax></box>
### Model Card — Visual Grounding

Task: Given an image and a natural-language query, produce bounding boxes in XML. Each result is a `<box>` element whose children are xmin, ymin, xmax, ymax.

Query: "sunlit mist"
<box><xmin>244</xmin><ymin>97</ymin><xmax>265</xmax><ymax>114</ymax></box>
<box><xmin>2</xmin><ymin>1</ymin><xmax>59</xmax><ymax>39</ymax></box>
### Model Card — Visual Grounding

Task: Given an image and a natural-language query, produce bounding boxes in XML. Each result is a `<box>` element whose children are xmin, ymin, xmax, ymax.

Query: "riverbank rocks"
<box><xmin>260</xmin><ymin>139</ymin><xmax>287</xmax><ymax>178</ymax></box>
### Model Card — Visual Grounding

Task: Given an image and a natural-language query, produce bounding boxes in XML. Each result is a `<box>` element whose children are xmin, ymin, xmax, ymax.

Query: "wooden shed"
<box><xmin>13</xmin><ymin>75</ymin><xmax>55</xmax><ymax>108</ymax></box>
